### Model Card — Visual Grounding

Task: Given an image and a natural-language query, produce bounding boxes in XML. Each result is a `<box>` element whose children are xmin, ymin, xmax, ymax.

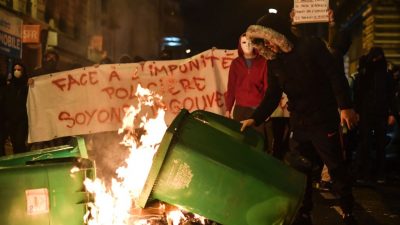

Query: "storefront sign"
<box><xmin>23</xmin><ymin>24</ymin><xmax>41</xmax><ymax>43</ymax></box>
<box><xmin>0</xmin><ymin>9</ymin><xmax>22</xmax><ymax>58</ymax></box>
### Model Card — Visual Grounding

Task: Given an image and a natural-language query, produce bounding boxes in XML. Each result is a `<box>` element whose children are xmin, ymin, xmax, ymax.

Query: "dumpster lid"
<box><xmin>0</xmin><ymin>136</ymin><xmax>88</xmax><ymax>167</ymax></box>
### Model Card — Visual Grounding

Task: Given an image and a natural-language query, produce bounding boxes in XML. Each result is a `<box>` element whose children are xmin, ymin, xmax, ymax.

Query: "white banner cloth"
<box><xmin>28</xmin><ymin>49</ymin><xmax>289</xmax><ymax>143</ymax></box>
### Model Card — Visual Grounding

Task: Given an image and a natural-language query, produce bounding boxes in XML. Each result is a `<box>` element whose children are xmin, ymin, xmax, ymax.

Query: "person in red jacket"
<box><xmin>225</xmin><ymin>33</ymin><xmax>271</xmax><ymax>153</ymax></box>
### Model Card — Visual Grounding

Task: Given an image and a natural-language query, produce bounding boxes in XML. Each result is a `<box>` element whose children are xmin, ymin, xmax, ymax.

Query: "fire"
<box><xmin>167</xmin><ymin>210</ymin><xmax>185</xmax><ymax>225</ymax></box>
<box><xmin>83</xmin><ymin>84</ymin><xmax>167</xmax><ymax>225</ymax></box>
<box><xmin>83</xmin><ymin>84</ymin><xmax>207</xmax><ymax>225</ymax></box>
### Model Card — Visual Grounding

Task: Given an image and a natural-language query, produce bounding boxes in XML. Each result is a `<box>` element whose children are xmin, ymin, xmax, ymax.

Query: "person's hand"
<box><xmin>240</xmin><ymin>119</ymin><xmax>255</xmax><ymax>132</ymax></box>
<box><xmin>225</xmin><ymin>111</ymin><xmax>231</xmax><ymax>118</ymax></box>
<box><xmin>28</xmin><ymin>78</ymin><xmax>34</xmax><ymax>87</ymax></box>
<box><xmin>388</xmin><ymin>115</ymin><xmax>396</xmax><ymax>126</ymax></box>
<box><xmin>328</xmin><ymin>8</ymin><xmax>335</xmax><ymax>25</ymax></box>
<box><xmin>290</xmin><ymin>8</ymin><xmax>296</xmax><ymax>24</ymax></box>
<box><xmin>340</xmin><ymin>108</ymin><xmax>359</xmax><ymax>130</ymax></box>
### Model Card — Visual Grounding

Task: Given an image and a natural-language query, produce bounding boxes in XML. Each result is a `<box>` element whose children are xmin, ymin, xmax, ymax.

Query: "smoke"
<box><xmin>84</xmin><ymin>131</ymin><xmax>130</xmax><ymax>189</ymax></box>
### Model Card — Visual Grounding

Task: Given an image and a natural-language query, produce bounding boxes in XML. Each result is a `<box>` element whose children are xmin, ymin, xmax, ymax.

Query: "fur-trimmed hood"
<box><xmin>246</xmin><ymin>13</ymin><xmax>295</xmax><ymax>60</ymax></box>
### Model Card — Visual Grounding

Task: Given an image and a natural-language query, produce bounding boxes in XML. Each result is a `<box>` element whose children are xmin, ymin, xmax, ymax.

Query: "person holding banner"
<box><xmin>31</xmin><ymin>49</ymin><xmax>60</xmax><ymax>78</ymax></box>
<box><xmin>0</xmin><ymin>62</ymin><xmax>29</xmax><ymax>154</ymax></box>
<box><xmin>240</xmin><ymin>13</ymin><xmax>359</xmax><ymax>225</ymax></box>
<box><xmin>225</xmin><ymin>33</ymin><xmax>272</xmax><ymax>153</ymax></box>
<box><xmin>29</xmin><ymin>49</ymin><xmax>71</xmax><ymax>149</ymax></box>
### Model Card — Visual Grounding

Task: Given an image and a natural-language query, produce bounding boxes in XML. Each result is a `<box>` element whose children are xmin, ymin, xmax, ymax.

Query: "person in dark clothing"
<box><xmin>225</xmin><ymin>33</ymin><xmax>271</xmax><ymax>153</ymax></box>
<box><xmin>318</xmin><ymin>10</ymin><xmax>355</xmax><ymax>190</ymax></box>
<box><xmin>240</xmin><ymin>13</ymin><xmax>359</xmax><ymax>225</ymax></box>
<box><xmin>353</xmin><ymin>47</ymin><xmax>398</xmax><ymax>184</ymax></box>
<box><xmin>28</xmin><ymin>49</ymin><xmax>70</xmax><ymax>149</ymax></box>
<box><xmin>119</xmin><ymin>54</ymin><xmax>133</xmax><ymax>63</ymax></box>
<box><xmin>31</xmin><ymin>49</ymin><xmax>59</xmax><ymax>78</ymax></box>
<box><xmin>0</xmin><ymin>70</ymin><xmax>7</xmax><ymax>156</ymax></box>
<box><xmin>391</xmin><ymin>65</ymin><xmax>400</xmax><ymax>122</ymax></box>
<box><xmin>0</xmin><ymin>62</ymin><xmax>29</xmax><ymax>154</ymax></box>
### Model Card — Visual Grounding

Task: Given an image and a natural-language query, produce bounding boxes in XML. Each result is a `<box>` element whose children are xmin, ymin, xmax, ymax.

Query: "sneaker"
<box><xmin>292</xmin><ymin>213</ymin><xmax>313</xmax><ymax>225</ymax></box>
<box><xmin>343</xmin><ymin>214</ymin><xmax>358</xmax><ymax>225</ymax></box>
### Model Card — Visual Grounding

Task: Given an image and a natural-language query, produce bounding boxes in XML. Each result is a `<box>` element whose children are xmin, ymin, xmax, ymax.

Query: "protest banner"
<box><xmin>27</xmin><ymin>49</ymin><xmax>289</xmax><ymax>143</ymax></box>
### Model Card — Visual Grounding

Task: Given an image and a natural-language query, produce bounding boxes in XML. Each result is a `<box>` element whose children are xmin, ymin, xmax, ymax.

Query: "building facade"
<box><xmin>0</xmin><ymin>0</ymin><xmax>184</xmax><ymax>77</ymax></box>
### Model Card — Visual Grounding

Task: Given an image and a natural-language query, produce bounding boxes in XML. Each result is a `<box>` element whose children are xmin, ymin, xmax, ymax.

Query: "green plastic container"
<box><xmin>0</xmin><ymin>137</ymin><xmax>94</xmax><ymax>225</ymax></box>
<box><xmin>0</xmin><ymin>136</ymin><xmax>88</xmax><ymax>167</ymax></box>
<box><xmin>138</xmin><ymin>109</ymin><xmax>306</xmax><ymax>225</ymax></box>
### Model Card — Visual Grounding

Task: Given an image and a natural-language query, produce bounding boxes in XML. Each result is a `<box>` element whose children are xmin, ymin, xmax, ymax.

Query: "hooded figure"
<box><xmin>353</xmin><ymin>47</ymin><xmax>398</xmax><ymax>185</ymax></box>
<box><xmin>0</xmin><ymin>62</ymin><xmax>29</xmax><ymax>154</ymax></box>
<box><xmin>241</xmin><ymin>13</ymin><xmax>358</xmax><ymax>225</ymax></box>
<box><xmin>225</xmin><ymin>33</ymin><xmax>271</xmax><ymax>153</ymax></box>
<box><xmin>225</xmin><ymin>33</ymin><xmax>268</xmax><ymax>116</ymax></box>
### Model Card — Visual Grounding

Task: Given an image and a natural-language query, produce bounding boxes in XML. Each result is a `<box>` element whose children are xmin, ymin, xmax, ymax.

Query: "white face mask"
<box><xmin>240</xmin><ymin>36</ymin><xmax>253</xmax><ymax>55</ymax></box>
<box><xmin>14</xmin><ymin>70</ymin><xmax>22</xmax><ymax>78</ymax></box>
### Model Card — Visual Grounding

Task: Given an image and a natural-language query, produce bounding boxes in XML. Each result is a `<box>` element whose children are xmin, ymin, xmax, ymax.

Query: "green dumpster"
<box><xmin>138</xmin><ymin>109</ymin><xmax>306</xmax><ymax>225</ymax></box>
<box><xmin>0</xmin><ymin>137</ymin><xmax>94</xmax><ymax>225</ymax></box>
<box><xmin>0</xmin><ymin>136</ymin><xmax>88</xmax><ymax>167</ymax></box>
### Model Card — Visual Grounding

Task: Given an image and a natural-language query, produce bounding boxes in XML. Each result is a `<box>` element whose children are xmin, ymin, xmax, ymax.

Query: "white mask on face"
<box><xmin>240</xmin><ymin>36</ymin><xmax>253</xmax><ymax>55</ymax></box>
<box><xmin>14</xmin><ymin>70</ymin><xmax>22</xmax><ymax>78</ymax></box>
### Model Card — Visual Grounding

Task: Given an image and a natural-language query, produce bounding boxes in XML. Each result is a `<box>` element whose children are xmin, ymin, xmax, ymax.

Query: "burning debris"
<box><xmin>83</xmin><ymin>84</ymin><xmax>305</xmax><ymax>225</ymax></box>
<box><xmin>83</xmin><ymin>85</ymin><xmax>209</xmax><ymax>225</ymax></box>
<box><xmin>130</xmin><ymin>201</ymin><xmax>215</xmax><ymax>225</ymax></box>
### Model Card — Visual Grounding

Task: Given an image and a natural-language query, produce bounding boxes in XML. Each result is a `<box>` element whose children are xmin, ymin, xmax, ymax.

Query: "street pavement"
<box><xmin>312</xmin><ymin>140</ymin><xmax>400</xmax><ymax>225</ymax></box>
<box><xmin>313</xmin><ymin>180</ymin><xmax>400</xmax><ymax>225</ymax></box>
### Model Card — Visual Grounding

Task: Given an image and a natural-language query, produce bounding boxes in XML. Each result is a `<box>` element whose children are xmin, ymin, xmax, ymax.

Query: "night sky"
<box><xmin>180</xmin><ymin>0</ymin><xmax>293</xmax><ymax>54</ymax></box>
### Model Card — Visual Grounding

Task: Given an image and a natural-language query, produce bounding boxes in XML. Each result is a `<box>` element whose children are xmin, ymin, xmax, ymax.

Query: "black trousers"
<box><xmin>289</xmin><ymin>126</ymin><xmax>354</xmax><ymax>215</ymax></box>
<box><xmin>355</xmin><ymin>114</ymin><xmax>388</xmax><ymax>179</ymax></box>
<box><xmin>0</xmin><ymin>119</ymin><xmax>28</xmax><ymax>154</ymax></box>
<box><xmin>233</xmin><ymin>105</ymin><xmax>273</xmax><ymax>154</ymax></box>
<box><xmin>271</xmin><ymin>117</ymin><xmax>290</xmax><ymax>160</ymax></box>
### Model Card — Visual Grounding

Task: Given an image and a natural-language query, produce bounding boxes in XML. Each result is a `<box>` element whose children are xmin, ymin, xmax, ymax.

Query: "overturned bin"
<box><xmin>0</xmin><ymin>137</ymin><xmax>94</xmax><ymax>225</ymax></box>
<box><xmin>139</xmin><ymin>109</ymin><xmax>306</xmax><ymax>225</ymax></box>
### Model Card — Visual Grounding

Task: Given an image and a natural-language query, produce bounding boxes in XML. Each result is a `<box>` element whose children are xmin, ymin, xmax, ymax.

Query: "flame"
<box><xmin>84</xmin><ymin>84</ymin><xmax>167</xmax><ymax>225</ymax></box>
<box><xmin>167</xmin><ymin>210</ymin><xmax>185</xmax><ymax>225</ymax></box>
<box><xmin>83</xmin><ymin>84</ymin><xmax>207</xmax><ymax>225</ymax></box>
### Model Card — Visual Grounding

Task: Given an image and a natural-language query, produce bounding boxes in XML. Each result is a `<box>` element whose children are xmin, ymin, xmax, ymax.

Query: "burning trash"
<box><xmin>0</xmin><ymin>84</ymin><xmax>304</xmax><ymax>225</ymax></box>
<box><xmin>84</xmin><ymin>84</ymin><xmax>306</xmax><ymax>225</ymax></box>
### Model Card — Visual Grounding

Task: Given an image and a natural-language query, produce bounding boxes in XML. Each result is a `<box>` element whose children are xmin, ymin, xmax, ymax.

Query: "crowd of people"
<box><xmin>1</xmin><ymin>8</ymin><xmax>400</xmax><ymax>225</ymax></box>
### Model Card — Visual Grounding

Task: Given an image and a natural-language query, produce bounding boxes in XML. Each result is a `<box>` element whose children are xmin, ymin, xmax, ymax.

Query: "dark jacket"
<box><xmin>252</xmin><ymin>36</ymin><xmax>352</xmax><ymax>130</ymax></box>
<box><xmin>353</xmin><ymin>50</ymin><xmax>397</xmax><ymax>117</ymax></box>
<box><xmin>3</xmin><ymin>70</ymin><xmax>28</xmax><ymax>122</ymax></box>
<box><xmin>30</xmin><ymin>61</ymin><xmax>59</xmax><ymax>78</ymax></box>
<box><xmin>0</xmin><ymin>73</ymin><xmax>7</xmax><ymax>122</ymax></box>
